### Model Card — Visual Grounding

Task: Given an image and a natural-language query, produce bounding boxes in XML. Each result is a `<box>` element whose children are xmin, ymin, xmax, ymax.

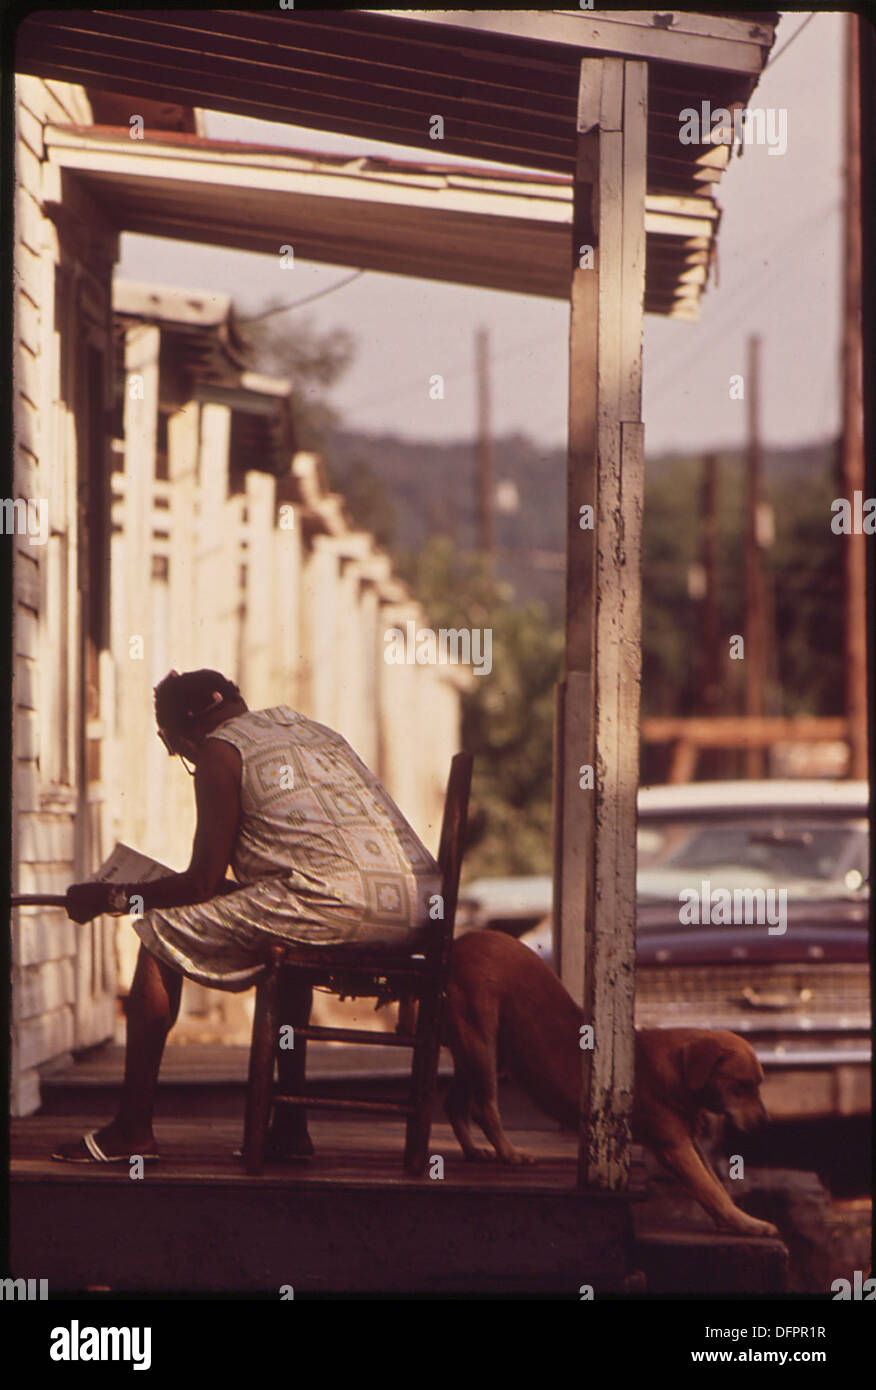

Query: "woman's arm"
<box><xmin>66</xmin><ymin>740</ymin><xmax>242</xmax><ymax>922</ymax></box>
<box><xmin>134</xmin><ymin>739</ymin><xmax>241</xmax><ymax>909</ymax></box>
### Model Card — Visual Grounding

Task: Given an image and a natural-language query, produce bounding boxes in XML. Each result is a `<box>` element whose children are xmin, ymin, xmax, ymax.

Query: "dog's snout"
<box><xmin>725</xmin><ymin>1098</ymin><xmax>768</xmax><ymax>1133</ymax></box>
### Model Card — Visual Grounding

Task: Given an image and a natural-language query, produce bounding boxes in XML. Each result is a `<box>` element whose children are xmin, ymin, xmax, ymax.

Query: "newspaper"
<box><xmin>88</xmin><ymin>842</ymin><xmax>174</xmax><ymax>886</ymax></box>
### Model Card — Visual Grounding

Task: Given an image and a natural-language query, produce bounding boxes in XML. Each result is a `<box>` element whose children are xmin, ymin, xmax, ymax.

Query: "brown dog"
<box><xmin>444</xmin><ymin>930</ymin><xmax>779</xmax><ymax>1238</ymax></box>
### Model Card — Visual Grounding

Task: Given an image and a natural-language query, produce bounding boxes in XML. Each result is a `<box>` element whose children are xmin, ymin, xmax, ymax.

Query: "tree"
<box><xmin>235</xmin><ymin>304</ymin><xmax>355</xmax><ymax>452</ymax></box>
<box><xmin>400</xmin><ymin>536</ymin><xmax>563</xmax><ymax>876</ymax></box>
<box><xmin>327</xmin><ymin>456</ymin><xmax>396</xmax><ymax>548</ymax></box>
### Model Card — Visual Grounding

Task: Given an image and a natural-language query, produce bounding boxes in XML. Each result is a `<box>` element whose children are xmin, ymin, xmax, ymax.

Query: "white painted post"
<box><xmin>555</xmin><ymin>57</ymin><xmax>648</xmax><ymax>1191</ymax></box>
<box><xmin>271</xmin><ymin>477</ymin><xmax>303</xmax><ymax>706</ymax></box>
<box><xmin>167</xmin><ymin>402</ymin><xmax>199</xmax><ymax>677</ymax></box>
<box><xmin>120</xmin><ymin>323</ymin><xmax>160</xmax><ymax>852</ymax></box>
<box><xmin>243</xmin><ymin>468</ymin><xmax>275</xmax><ymax>704</ymax></box>
<box><xmin>195</xmin><ymin>402</ymin><xmax>232</xmax><ymax>670</ymax></box>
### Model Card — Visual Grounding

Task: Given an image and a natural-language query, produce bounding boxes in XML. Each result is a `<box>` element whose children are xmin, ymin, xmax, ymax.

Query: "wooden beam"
<box><xmin>556</xmin><ymin>57</ymin><xmax>648</xmax><ymax>1195</ymax></box>
<box><xmin>842</xmin><ymin>13</ymin><xmax>868</xmax><ymax>780</ymax></box>
<box><xmin>45</xmin><ymin>131</ymin><xmax>722</xmax><ymax>313</ymax></box>
<box><xmin>641</xmin><ymin>716</ymin><xmax>849</xmax><ymax>746</ymax></box>
<box><xmin>667</xmin><ymin>738</ymin><xmax>699</xmax><ymax>784</ymax></box>
<box><xmin>744</xmin><ymin>335</ymin><xmax>766</xmax><ymax>778</ymax></box>
<box><xmin>858</xmin><ymin>17</ymin><xmax>876</xmax><ymax>808</ymax></box>
<box><xmin>555</xmin><ymin>68</ymin><xmax>598</xmax><ymax>1008</ymax></box>
<box><xmin>374</xmin><ymin>11</ymin><xmax>775</xmax><ymax>74</ymax></box>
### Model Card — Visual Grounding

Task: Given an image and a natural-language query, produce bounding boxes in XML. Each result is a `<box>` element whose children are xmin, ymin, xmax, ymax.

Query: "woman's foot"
<box><xmin>234</xmin><ymin>1120</ymin><xmax>314</xmax><ymax>1163</ymax></box>
<box><xmin>52</xmin><ymin>1119</ymin><xmax>159</xmax><ymax>1163</ymax></box>
<box><xmin>266</xmin><ymin>1117</ymin><xmax>315</xmax><ymax>1159</ymax></box>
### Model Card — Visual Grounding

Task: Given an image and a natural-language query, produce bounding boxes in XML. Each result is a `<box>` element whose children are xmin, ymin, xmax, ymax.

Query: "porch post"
<box><xmin>120</xmin><ymin>321</ymin><xmax>161</xmax><ymax>852</ymax></box>
<box><xmin>554</xmin><ymin>56</ymin><xmax>647</xmax><ymax>1190</ymax></box>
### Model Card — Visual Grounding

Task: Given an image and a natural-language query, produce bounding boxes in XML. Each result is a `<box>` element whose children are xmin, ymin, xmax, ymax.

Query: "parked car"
<box><xmin>456</xmin><ymin>782</ymin><xmax>871</xmax><ymax>1120</ymax></box>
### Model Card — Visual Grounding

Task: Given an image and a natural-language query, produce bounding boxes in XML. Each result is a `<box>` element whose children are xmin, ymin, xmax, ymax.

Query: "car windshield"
<box><xmin>636</xmin><ymin>818</ymin><xmax>869</xmax><ymax>903</ymax></box>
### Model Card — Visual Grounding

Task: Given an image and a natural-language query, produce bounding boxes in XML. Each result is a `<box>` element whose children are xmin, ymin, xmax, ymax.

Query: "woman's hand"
<box><xmin>66</xmin><ymin>882</ymin><xmax>116</xmax><ymax>923</ymax></box>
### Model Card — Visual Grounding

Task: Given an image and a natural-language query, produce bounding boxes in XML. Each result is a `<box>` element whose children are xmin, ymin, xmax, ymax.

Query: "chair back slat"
<box><xmin>429</xmin><ymin>751</ymin><xmax>473</xmax><ymax>964</ymax></box>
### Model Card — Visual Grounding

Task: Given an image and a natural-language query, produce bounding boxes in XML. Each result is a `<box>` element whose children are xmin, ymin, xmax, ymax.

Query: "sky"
<box><xmin>116</xmin><ymin>10</ymin><xmax>845</xmax><ymax>457</ymax></box>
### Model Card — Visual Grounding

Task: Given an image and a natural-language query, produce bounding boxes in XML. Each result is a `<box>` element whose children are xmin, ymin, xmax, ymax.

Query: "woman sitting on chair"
<box><xmin>55</xmin><ymin>669</ymin><xmax>442</xmax><ymax>1164</ymax></box>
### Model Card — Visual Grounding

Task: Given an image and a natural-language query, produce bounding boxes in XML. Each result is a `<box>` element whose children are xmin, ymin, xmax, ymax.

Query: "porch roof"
<box><xmin>21</xmin><ymin>8</ymin><xmax>779</xmax><ymax>318</ymax></box>
<box><xmin>48</xmin><ymin>124</ymin><xmax>718</xmax><ymax>319</ymax></box>
<box><xmin>113</xmin><ymin>279</ymin><xmax>298</xmax><ymax>466</ymax></box>
<box><xmin>16</xmin><ymin>9</ymin><xmax>779</xmax><ymax>176</ymax></box>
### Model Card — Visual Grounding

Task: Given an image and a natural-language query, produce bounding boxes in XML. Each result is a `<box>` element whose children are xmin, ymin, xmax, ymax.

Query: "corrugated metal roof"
<box><xmin>17</xmin><ymin>9</ymin><xmax>777</xmax><ymax>186</ymax></box>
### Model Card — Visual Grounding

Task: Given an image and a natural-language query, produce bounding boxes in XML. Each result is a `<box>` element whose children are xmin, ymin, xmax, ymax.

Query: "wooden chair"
<box><xmin>242</xmin><ymin>751</ymin><xmax>472</xmax><ymax>1176</ymax></box>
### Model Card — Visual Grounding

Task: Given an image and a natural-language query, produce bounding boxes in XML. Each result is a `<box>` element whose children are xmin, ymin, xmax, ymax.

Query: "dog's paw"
<box><xmin>503</xmin><ymin>1148</ymin><xmax>537</xmax><ymax>1166</ymax></box>
<box><xmin>464</xmin><ymin>1147</ymin><xmax>499</xmax><ymax>1163</ymax></box>
<box><xmin>746</xmin><ymin>1216</ymin><xmax>780</xmax><ymax>1239</ymax></box>
<box><xmin>722</xmin><ymin>1212</ymin><xmax>779</xmax><ymax>1239</ymax></box>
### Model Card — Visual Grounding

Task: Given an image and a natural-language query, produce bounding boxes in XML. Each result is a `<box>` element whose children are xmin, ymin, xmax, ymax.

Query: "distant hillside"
<box><xmin>326</xmin><ymin>426</ymin><xmax>839</xmax><ymax>617</ymax></box>
<box><xmin>327</xmin><ymin>427</ymin><xmax>568</xmax><ymax>612</ymax></box>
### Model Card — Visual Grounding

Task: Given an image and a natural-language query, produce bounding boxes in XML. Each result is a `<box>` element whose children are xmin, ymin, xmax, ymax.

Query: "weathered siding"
<box><xmin>11</xmin><ymin>76</ymin><xmax>124</xmax><ymax>1115</ymax></box>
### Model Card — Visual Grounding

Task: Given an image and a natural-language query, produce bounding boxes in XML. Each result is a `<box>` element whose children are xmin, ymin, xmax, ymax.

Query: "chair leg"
<box><xmin>275</xmin><ymin>971</ymin><xmax>313</xmax><ymax>1143</ymax></box>
<box><xmin>404</xmin><ymin>986</ymin><xmax>445</xmax><ymax>1176</ymax></box>
<box><xmin>244</xmin><ymin>959</ymin><xmax>280</xmax><ymax>1175</ymax></box>
<box><xmin>397</xmin><ymin>993</ymin><xmax>417</xmax><ymax>1037</ymax></box>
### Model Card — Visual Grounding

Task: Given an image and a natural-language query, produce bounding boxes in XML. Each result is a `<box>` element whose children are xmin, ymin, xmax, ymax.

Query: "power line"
<box><xmin>646</xmin><ymin>197</ymin><xmax>840</xmax><ymax>401</ymax></box>
<box><xmin>719</xmin><ymin>193</ymin><xmax>839</xmax><ymax>281</ymax></box>
<box><xmin>238</xmin><ymin>269</ymin><xmax>365</xmax><ymax>323</ymax></box>
<box><xmin>341</xmin><ymin>325</ymin><xmax>561</xmax><ymax>417</ymax></box>
<box><xmin>765</xmin><ymin>12</ymin><xmax>817</xmax><ymax>69</ymax></box>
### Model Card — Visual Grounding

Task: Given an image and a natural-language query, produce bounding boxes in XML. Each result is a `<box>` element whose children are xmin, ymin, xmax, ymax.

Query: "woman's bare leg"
<box><xmin>54</xmin><ymin>944</ymin><xmax>182</xmax><ymax>1159</ymax></box>
<box><xmin>270</xmin><ymin>971</ymin><xmax>314</xmax><ymax>1155</ymax></box>
<box><xmin>116</xmin><ymin>945</ymin><xmax>183</xmax><ymax>1139</ymax></box>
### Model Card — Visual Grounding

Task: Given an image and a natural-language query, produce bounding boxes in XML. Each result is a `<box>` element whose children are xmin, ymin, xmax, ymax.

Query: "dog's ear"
<box><xmin>678</xmin><ymin>1034</ymin><xmax>728</xmax><ymax>1092</ymax></box>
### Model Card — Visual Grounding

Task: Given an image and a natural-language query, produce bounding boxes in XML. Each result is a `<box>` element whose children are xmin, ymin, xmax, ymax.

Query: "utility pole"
<box><xmin>842</xmin><ymin>12</ymin><xmax>868</xmax><ymax>779</ymax></box>
<box><xmin>744</xmin><ymin>335</ymin><xmax>766</xmax><ymax>778</ymax></box>
<box><xmin>699</xmin><ymin>452</ymin><xmax>720</xmax><ymax>714</ymax></box>
<box><xmin>857</xmin><ymin>0</ymin><xmax>876</xmax><ymax>811</ymax></box>
<box><xmin>699</xmin><ymin>453</ymin><xmax>720</xmax><ymax>774</ymax></box>
<box><xmin>475</xmin><ymin>327</ymin><xmax>493</xmax><ymax>567</ymax></box>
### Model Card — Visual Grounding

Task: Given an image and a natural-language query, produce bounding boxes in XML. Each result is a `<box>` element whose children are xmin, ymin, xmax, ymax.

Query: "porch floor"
<box><xmin>13</xmin><ymin>1110</ymin><xmax>589</xmax><ymax>1190</ymax></box>
<box><xmin>11</xmin><ymin>1109</ymin><xmax>645</xmax><ymax>1296</ymax></box>
<box><xmin>10</xmin><ymin>1044</ymin><xmax>790</xmax><ymax>1295</ymax></box>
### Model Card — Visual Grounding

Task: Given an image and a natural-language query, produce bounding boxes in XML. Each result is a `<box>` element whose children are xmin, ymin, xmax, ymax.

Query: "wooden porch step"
<box><xmin>633</xmin><ymin>1228</ymin><xmax>788</xmax><ymax>1295</ymax></box>
<box><xmin>10</xmin><ymin>1114</ymin><xmax>641</xmax><ymax>1295</ymax></box>
<box><xmin>10</xmin><ymin>1113</ymin><xmax>790</xmax><ymax>1295</ymax></box>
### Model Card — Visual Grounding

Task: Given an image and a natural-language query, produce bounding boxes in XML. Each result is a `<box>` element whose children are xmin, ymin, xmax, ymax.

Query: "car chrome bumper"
<box><xmin>755</xmin><ymin>1043</ymin><xmax>871</xmax><ymax>1068</ymax></box>
<box><xmin>755</xmin><ymin>1046</ymin><xmax>871</xmax><ymax>1119</ymax></box>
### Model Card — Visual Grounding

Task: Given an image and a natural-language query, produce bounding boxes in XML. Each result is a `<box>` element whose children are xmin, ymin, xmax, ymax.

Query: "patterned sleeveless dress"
<box><xmin>132</xmin><ymin>707</ymin><xmax>443</xmax><ymax>991</ymax></box>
